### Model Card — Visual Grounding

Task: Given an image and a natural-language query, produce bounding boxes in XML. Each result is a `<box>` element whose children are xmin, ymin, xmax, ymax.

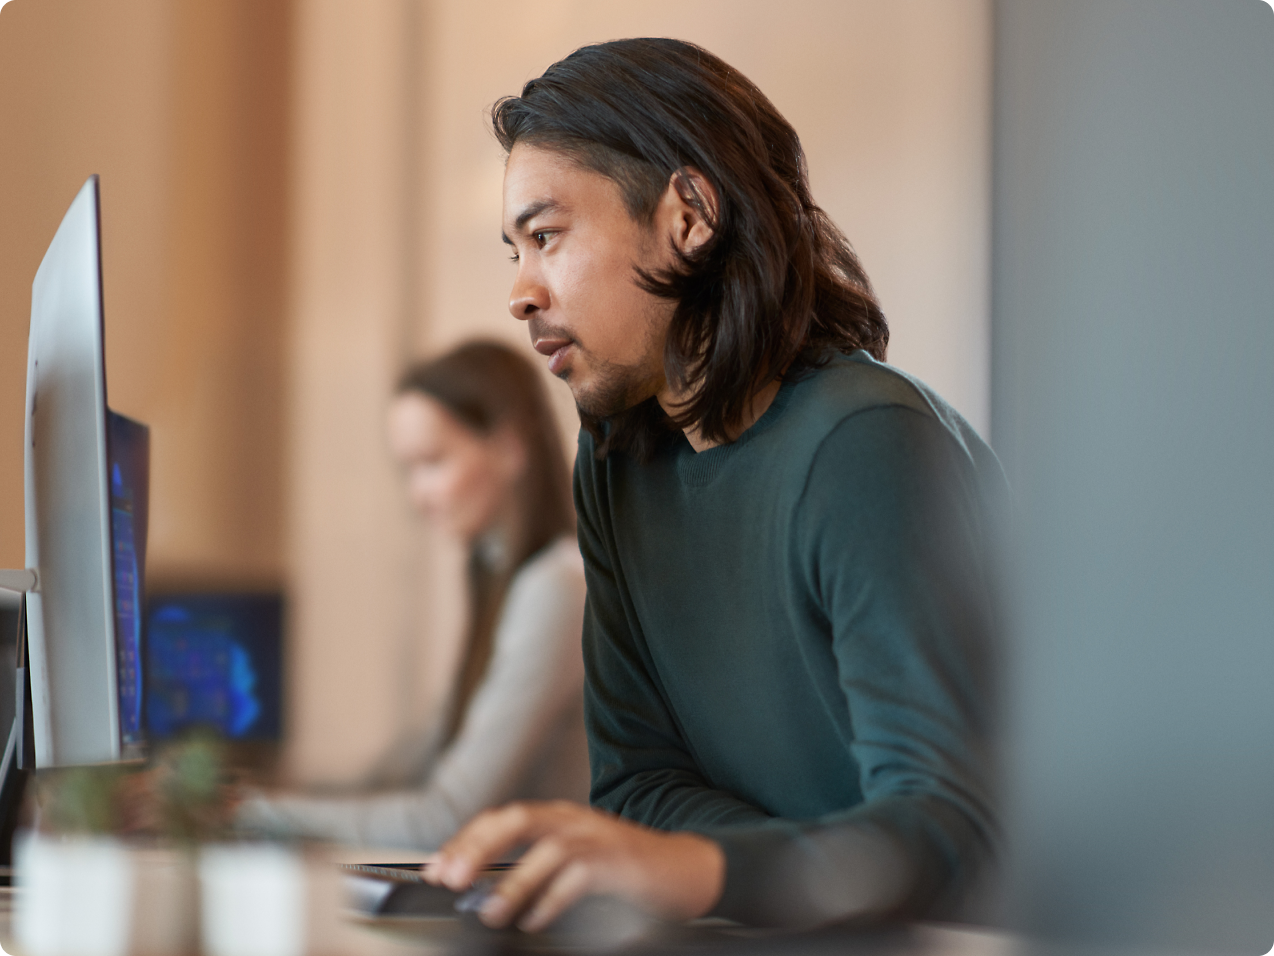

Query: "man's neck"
<box><xmin>658</xmin><ymin>378</ymin><xmax>783</xmax><ymax>453</ymax></box>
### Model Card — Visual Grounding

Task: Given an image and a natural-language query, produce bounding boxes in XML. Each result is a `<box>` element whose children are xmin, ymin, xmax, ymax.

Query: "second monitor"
<box><xmin>144</xmin><ymin>592</ymin><xmax>283</xmax><ymax>744</ymax></box>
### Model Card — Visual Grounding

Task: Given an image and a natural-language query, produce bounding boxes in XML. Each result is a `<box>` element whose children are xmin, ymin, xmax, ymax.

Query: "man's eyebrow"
<box><xmin>501</xmin><ymin>199</ymin><xmax>562</xmax><ymax>245</ymax></box>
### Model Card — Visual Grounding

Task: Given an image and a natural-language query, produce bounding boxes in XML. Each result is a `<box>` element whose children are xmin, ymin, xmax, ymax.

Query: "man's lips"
<box><xmin>533</xmin><ymin>337</ymin><xmax>574</xmax><ymax>375</ymax></box>
<box><xmin>532</xmin><ymin>337</ymin><xmax>571</xmax><ymax>357</ymax></box>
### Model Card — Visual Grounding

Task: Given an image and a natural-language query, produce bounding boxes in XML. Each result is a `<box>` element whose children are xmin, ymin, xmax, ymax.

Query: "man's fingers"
<box><xmin>426</xmin><ymin>802</ymin><xmax>720</xmax><ymax>931</ymax></box>
<box><xmin>419</xmin><ymin>853</ymin><xmax>442</xmax><ymax>885</ymax></box>
<box><xmin>479</xmin><ymin>833</ymin><xmax>570</xmax><ymax>928</ymax></box>
<box><xmin>517</xmin><ymin>861</ymin><xmax>592</xmax><ymax>933</ymax></box>
<box><xmin>434</xmin><ymin>803</ymin><xmax>540</xmax><ymax>889</ymax></box>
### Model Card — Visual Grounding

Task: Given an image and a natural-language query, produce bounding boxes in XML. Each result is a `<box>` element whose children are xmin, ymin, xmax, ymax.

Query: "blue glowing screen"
<box><xmin>145</xmin><ymin>594</ymin><xmax>283</xmax><ymax>740</ymax></box>
<box><xmin>108</xmin><ymin>411</ymin><xmax>149</xmax><ymax>753</ymax></box>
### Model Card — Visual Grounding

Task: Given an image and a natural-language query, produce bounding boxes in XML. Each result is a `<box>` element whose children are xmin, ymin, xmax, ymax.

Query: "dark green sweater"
<box><xmin>574</xmin><ymin>350</ymin><xmax>1004</xmax><ymax>927</ymax></box>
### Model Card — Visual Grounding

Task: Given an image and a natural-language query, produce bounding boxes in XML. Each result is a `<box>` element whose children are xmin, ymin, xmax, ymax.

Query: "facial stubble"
<box><xmin>532</xmin><ymin>283</ymin><xmax>669</xmax><ymax>421</ymax></box>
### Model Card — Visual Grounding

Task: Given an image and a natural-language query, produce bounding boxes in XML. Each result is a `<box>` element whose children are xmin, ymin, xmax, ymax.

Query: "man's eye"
<box><xmin>534</xmin><ymin>231</ymin><xmax>550</xmax><ymax>246</ymax></box>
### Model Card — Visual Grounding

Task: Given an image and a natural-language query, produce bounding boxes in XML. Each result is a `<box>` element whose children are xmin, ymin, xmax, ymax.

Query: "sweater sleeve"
<box><xmin>576</xmin><ymin>437</ymin><xmax>773</xmax><ymax>830</ymax></box>
<box><xmin>708</xmin><ymin>406</ymin><xmax>1000</xmax><ymax>926</ymax></box>
<box><xmin>237</xmin><ymin>541</ymin><xmax>590</xmax><ymax>850</ymax></box>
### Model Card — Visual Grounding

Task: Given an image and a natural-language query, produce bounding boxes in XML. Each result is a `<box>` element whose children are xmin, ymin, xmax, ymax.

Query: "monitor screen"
<box><xmin>144</xmin><ymin>593</ymin><xmax>283</xmax><ymax>741</ymax></box>
<box><xmin>108</xmin><ymin>411</ymin><xmax>149</xmax><ymax>758</ymax></box>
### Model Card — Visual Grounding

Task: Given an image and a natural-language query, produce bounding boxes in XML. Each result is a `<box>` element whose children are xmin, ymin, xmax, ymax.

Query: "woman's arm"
<box><xmin>237</xmin><ymin>540</ymin><xmax>590</xmax><ymax>849</ymax></box>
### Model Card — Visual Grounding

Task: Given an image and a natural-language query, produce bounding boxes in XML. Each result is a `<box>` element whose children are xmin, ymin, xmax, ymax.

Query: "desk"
<box><xmin>0</xmin><ymin>859</ymin><xmax>1018</xmax><ymax>956</ymax></box>
<box><xmin>349</xmin><ymin>920</ymin><xmax>1018</xmax><ymax>956</ymax></box>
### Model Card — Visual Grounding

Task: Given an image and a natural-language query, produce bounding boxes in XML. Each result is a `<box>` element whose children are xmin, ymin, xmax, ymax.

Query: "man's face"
<box><xmin>503</xmin><ymin>143</ymin><xmax>673</xmax><ymax>418</ymax></box>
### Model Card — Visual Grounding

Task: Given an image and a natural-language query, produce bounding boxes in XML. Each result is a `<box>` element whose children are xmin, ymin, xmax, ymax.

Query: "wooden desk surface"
<box><xmin>0</xmin><ymin>856</ymin><xmax>1020</xmax><ymax>956</ymax></box>
<box><xmin>0</xmin><ymin>881</ymin><xmax>1017</xmax><ymax>956</ymax></box>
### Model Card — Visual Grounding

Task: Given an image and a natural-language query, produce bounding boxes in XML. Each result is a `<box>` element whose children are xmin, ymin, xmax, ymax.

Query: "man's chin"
<box><xmin>568</xmin><ymin>385</ymin><xmax>612</xmax><ymax>421</ymax></box>
<box><xmin>554</xmin><ymin>354</ymin><xmax>662</xmax><ymax>420</ymax></box>
<box><xmin>573</xmin><ymin>383</ymin><xmax>649</xmax><ymax>422</ymax></box>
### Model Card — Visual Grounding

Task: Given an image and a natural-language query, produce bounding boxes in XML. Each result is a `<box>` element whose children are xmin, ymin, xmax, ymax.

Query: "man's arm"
<box><xmin>706</xmin><ymin>405</ymin><xmax>1000</xmax><ymax>924</ymax></box>
<box><xmin>578</xmin><ymin>405</ymin><xmax>998</xmax><ymax>924</ymax></box>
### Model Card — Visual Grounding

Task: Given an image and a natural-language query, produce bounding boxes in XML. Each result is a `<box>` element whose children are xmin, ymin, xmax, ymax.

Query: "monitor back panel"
<box><xmin>24</xmin><ymin>176</ymin><xmax>122</xmax><ymax>767</ymax></box>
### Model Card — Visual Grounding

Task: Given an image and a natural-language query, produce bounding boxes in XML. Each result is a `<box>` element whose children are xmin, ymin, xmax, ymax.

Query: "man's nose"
<box><xmin>509</xmin><ymin>272</ymin><xmax>549</xmax><ymax>321</ymax></box>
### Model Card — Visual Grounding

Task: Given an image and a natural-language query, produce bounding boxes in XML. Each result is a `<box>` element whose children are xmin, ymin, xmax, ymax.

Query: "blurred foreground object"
<box><xmin>16</xmin><ymin>734</ymin><xmax>232</xmax><ymax>955</ymax></box>
<box><xmin>147</xmin><ymin>730</ymin><xmax>237</xmax><ymax>842</ymax></box>
<box><xmin>993</xmin><ymin>1</ymin><xmax>1274</xmax><ymax>952</ymax></box>
<box><xmin>14</xmin><ymin>832</ymin><xmax>353</xmax><ymax>956</ymax></box>
<box><xmin>14</xmin><ymin>832</ymin><xmax>135</xmax><ymax>956</ymax></box>
<box><xmin>34</xmin><ymin>765</ymin><xmax>133</xmax><ymax>837</ymax></box>
<box><xmin>13</xmin><ymin>734</ymin><xmax>356</xmax><ymax>955</ymax></box>
<box><xmin>31</xmin><ymin>730</ymin><xmax>235</xmax><ymax>843</ymax></box>
<box><xmin>200</xmin><ymin>843</ymin><xmax>306</xmax><ymax>956</ymax></box>
<box><xmin>15</xmin><ymin>832</ymin><xmax>201</xmax><ymax>956</ymax></box>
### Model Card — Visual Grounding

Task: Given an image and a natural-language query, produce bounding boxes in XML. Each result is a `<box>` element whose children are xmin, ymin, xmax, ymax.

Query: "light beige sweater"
<box><xmin>238</xmin><ymin>537</ymin><xmax>589</xmax><ymax>850</ymax></box>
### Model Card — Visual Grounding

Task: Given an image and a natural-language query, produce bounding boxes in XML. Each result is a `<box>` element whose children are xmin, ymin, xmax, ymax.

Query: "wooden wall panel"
<box><xmin>0</xmin><ymin>0</ymin><xmax>290</xmax><ymax>586</ymax></box>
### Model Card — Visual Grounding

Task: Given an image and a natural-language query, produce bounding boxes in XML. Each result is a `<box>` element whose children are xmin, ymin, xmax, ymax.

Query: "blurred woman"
<box><xmin>239</xmin><ymin>340</ymin><xmax>588</xmax><ymax>849</ymax></box>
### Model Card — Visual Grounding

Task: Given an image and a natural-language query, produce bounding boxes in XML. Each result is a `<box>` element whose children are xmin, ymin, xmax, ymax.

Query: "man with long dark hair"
<box><xmin>426</xmin><ymin>38</ymin><xmax>1004</xmax><ymax>931</ymax></box>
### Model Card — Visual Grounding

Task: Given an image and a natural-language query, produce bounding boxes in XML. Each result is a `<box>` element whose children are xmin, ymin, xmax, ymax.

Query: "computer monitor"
<box><xmin>14</xmin><ymin>175</ymin><xmax>150</xmax><ymax>767</ymax></box>
<box><xmin>144</xmin><ymin>592</ymin><xmax>283</xmax><ymax>743</ymax></box>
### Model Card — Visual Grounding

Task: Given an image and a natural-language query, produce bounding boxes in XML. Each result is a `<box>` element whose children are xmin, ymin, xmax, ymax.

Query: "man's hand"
<box><xmin>422</xmin><ymin>800</ymin><xmax>725</xmax><ymax>933</ymax></box>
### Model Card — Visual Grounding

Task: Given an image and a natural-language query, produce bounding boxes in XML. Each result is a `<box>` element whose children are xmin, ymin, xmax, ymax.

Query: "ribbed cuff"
<box><xmin>707</xmin><ymin>822</ymin><xmax>809</xmax><ymax>927</ymax></box>
<box><xmin>705</xmin><ymin>820</ymin><xmax>917</xmax><ymax>929</ymax></box>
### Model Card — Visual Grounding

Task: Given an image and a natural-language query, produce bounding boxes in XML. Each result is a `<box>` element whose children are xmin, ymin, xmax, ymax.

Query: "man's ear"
<box><xmin>660</xmin><ymin>167</ymin><xmax>718</xmax><ymax>257</ymax></box>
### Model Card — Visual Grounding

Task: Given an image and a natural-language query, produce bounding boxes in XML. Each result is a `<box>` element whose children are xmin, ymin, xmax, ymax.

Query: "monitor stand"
<box><xmin>0</xmin><ymin>592</ymin><xmax>36</xmax><ymax>875</ymax></box>
<box><xmin>0</xmin><ymin>570</ymin><xmax>38</xmax><ymax>594</ymax></box>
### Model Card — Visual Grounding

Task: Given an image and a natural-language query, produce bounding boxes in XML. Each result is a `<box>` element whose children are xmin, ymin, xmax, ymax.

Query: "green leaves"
<box><xmin>35</xmin><ymin>730</ymin><xmax>234</xmax><ymax>843</ymax></box>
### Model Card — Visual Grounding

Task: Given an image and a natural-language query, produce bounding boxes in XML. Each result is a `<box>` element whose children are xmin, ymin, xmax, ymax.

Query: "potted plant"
<box><xmin>15</xmin><ymin>731</ymin><xmax>233</xmax><ymax>956</ymax></box>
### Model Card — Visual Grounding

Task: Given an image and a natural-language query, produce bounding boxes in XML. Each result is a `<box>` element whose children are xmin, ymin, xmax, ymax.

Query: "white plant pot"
<box><xmin>14</xmin><ymin>831</ymin><xmax>135</xmax><ymax>956</ymax></box>
<box><xmin>199</xmin><ymin>843</ymin><xmax>306</xmax><ymax>956</ymax></box>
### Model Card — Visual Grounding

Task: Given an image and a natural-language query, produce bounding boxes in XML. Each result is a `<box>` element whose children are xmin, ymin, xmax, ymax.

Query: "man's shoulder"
<box><xmin>793</xmin><ymin>350</ymin><xmax>933</xmax><ymax>423</ymax></box>
<box><xmin>787</xmin><ymin>351</ymin><xmax>944</xmax><ymax>441</ymax></box>
<box><xmin>785</xmin><ymin>351</ymin><xmax>996</xmax><ymax>477</ymax></box>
